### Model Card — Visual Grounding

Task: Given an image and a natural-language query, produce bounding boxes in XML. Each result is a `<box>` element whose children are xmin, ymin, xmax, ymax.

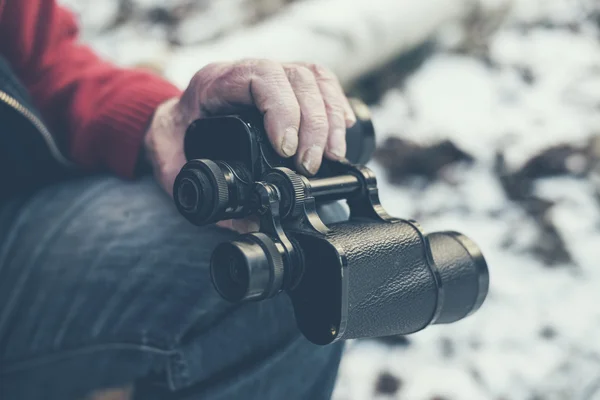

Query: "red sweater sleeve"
<box><xmin>0</xmin><ymin>0</ymin><xmax>182</xmax><ymax>178</ymax></box>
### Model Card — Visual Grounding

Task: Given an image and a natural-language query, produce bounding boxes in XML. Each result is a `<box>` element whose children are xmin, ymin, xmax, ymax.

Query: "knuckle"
<box><xmin>325</xmin><ymin>101</ymin><xmax>345</xmax><ymax>116</ymax></box>
<box><xmin>191</xmin><ymin>69</ymin><xmax>210</xmax><ymax>87</ymax></box>
<box><xmin>225</xmin><ymin>63</ymin><xmax>251</xmax><ymax>84</ymax></box>
<box><xmin>308</xmin><ymin>63</ymin><xmax>336</xmax><ymax>81</ymax></box>
<box><xmin>230</xmin><ymin>62</ymin><xmax>248</xmax><ymax>75</ymax></box>
<box><xmin>227</xmin><ymin>59</ymin><xmax>268</xmax><ymax>81</ymax></box>
<box><xmin>287</xmin><ymin>65</ymin><xmax>314</xmax><ymax>85</ymax></box>
<box><xmin>253</xmin><ymin>59</ymin><xmax>281</xmax><ymax>75</ymax></box>
<box><xmin>191</xmin><ymin>63</ymin><xmax>227</xmax><ymax>91</ymax></box>
<box><xmin>194</xmin><ymin>62</ymin><xmax>224</xmax><ymax>79</ymax></box>
<box><xmin>230</xmin><ymin>59</ymin><xmax>259</xmax><ymax>75</ymax></box>
<box><xmin>237</xmin><ymin>58</ymin><xmax>259</xmax><ymax>69</ymax></box>
<box><xmin>251</xmin><ymin>60</ymin><xmax>288</xmax><ymax>88</ymax></box>
<box><xmin>296</xmin><ymin>65</ymin><xmax>315</xmax><ymax>80</ymax></box>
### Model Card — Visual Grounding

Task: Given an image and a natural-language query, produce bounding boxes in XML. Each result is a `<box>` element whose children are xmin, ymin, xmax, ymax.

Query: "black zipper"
<box><xmin>0</xmin><ymin>89</ymin><xmax>74</xmax><ymax>167</ymax></box>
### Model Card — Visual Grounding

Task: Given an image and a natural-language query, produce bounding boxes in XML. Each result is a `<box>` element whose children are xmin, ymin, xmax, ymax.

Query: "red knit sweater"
<box><xmin>0</xmin><ymin>0</ymin><xmax>182</xmax><ymax>179</ymax></box>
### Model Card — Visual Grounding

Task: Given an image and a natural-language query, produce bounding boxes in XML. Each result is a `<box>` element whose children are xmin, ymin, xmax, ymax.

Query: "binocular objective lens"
<box><xmin>427</xmin><ymin>232</ymin><xmax>489</xmax><ymax>324</ymax></box>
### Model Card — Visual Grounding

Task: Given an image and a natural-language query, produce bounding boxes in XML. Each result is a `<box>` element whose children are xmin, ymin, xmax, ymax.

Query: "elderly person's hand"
<box><xmin>144</xmin><ymin>59</ymin><xmax>356</xmax><ymax>232</ymax></box>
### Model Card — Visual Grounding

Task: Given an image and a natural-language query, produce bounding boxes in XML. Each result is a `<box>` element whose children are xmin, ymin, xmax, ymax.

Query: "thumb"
<box><xmin>145</xmin><ymin>98</ymin><xmax>189</xmax><ymax>198</ymax></box>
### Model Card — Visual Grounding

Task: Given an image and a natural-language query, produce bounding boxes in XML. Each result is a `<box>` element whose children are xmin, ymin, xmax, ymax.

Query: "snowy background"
<box><xmin>59</xmin><ymin>0</ymin><xmax>600</xmax><ymax>399</ymax></box>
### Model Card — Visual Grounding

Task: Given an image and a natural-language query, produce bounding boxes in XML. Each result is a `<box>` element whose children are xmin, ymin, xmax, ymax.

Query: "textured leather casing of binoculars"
<box><xmin>173</xmin><ymin>99</ymin><xmax>489</xmax><ymax>345</ymax></box>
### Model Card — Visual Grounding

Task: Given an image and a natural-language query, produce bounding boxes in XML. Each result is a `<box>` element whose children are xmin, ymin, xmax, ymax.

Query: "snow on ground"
<box><xmin>340</xmin><ymin>2</ymin><xmax>600</xmax><ymax>399</ymax></box>
<box><xmin>60</xmin><ymin>0</ymin><xmax>600</xmax><ymax>399</ymax></box>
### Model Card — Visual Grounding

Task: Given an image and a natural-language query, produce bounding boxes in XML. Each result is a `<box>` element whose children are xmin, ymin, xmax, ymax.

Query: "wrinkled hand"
<box><xmin>144</xmin><ymin>59</ymin><xmax>356</xmax><ymax>232</ymax></box>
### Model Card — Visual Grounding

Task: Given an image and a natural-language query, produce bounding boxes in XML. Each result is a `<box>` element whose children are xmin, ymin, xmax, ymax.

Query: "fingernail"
<box><xmin>302</xmin><ymin>145</ymin><xmax>323</xmax><ymax>175</ymax></box>
<box><xmin>345</xmin><ymin>112</ymin><xmax>357</xmax><ymax>127</ymax></box>
<box><xmin>329</xmin><ymin>129</ymin><xmax>346</xmax><ymax>159</ymax></box>
<box><xmin>281</xmin><ymin>127</ymin><xmax>298</xmax><ymax>157</ymax></box>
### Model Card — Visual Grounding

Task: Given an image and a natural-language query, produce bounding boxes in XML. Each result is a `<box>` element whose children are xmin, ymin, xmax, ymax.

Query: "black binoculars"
<box><xmin>173</xmin><ymin>99</ymin><xmax>489</xmax><ymax>345</ymax></box>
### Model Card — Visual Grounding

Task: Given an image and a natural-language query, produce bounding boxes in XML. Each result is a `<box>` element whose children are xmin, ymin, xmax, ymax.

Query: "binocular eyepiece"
<box><xmin>175</xmin><ymin>159</ymin><xmax>255</xmax><ymax>226</ymax></box>
<box><xmin>174</xmin><ymin>99</ymin><xmax>489</xmax><ymax>345</ymax></box>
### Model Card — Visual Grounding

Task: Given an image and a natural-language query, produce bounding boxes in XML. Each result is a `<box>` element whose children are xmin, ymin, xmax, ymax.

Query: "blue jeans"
<box><xmin>0</xmin><ymin>175</ymin><xmax>346</xmax><ymax>400</ymax></box>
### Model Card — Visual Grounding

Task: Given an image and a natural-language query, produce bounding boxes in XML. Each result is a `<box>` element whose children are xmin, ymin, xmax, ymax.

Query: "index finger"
<box><xmin>193</xmin><ymin>60</ymin><xmax>302</xmax><ymax>158</ymax></box>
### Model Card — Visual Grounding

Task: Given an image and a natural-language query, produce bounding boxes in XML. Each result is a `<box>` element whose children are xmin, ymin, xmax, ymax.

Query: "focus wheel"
<box><xmin>264</xmin><ymin>168</ymin><xmax>306</xmax><ymax>218</ymax></box>
<box><xmin>286</xmin><ymin>172</ymin><xmax>306</xmax><ymax>218</ymax></box>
